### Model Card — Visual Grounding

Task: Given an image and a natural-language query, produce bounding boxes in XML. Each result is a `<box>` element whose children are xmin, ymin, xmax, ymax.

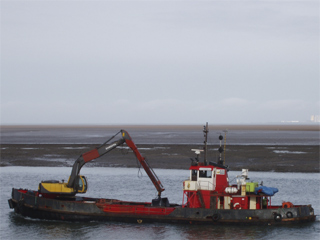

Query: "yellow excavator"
<box><xmin>38</xmin><ymin>130</ymin><xmax>165</xmax><ymax>197</ymax></box>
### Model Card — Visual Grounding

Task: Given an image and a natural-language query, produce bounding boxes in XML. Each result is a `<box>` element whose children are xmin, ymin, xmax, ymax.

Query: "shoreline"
<box><xmin>1</xmin><ymin>144</ymin><xmax>319</xmax><ymax>173</ymax></box>
<box><xmin>1</xmin><ymin>124</ymin><xmax>319</xmax><ymax>131</ymax></box>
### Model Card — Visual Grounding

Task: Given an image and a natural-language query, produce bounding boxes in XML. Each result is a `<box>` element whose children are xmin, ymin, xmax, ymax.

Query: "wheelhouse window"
<box><xmin>199</xmin><ymin>170</ymin><xmax>212</xmax><ymax>178</ymax></box>
<box><xmin>191</xmin><ymin>170</ymin><xmax>197</xmax><ymax>181</ymax></box>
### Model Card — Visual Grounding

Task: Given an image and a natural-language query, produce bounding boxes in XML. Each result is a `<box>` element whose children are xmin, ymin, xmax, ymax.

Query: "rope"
<box><xmin>228</xmin><ymin>176</ymin><xmax>237</xmax><ymax>184</ymax></box>
<box><xmin>136</xmin><ymin>156</ymin><xmax>143</xmax><ymax>178</ymax></box>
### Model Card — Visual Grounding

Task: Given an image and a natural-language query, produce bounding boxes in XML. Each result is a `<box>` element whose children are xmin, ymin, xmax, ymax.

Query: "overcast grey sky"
<box><xmin>1</xmin><ymin>0</ymin><xmax>319</xmax><ymax>125</ymax></box>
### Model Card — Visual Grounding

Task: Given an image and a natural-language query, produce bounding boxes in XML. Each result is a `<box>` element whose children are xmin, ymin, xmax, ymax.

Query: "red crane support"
<box><xmin>122</xmin><ymin>130</ymin><xmax>165</xmax><ymax>196</ymax></box>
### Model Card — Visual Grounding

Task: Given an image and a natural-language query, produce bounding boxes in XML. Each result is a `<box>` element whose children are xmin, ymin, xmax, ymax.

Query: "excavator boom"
<box><xmin>67</xmin><ymin>132</ymin><xmax>125</xmax><ymax>188</ymax></box>
<box><xmin>122</xmin><ymin>130</ymin><xmax>165</xmax><ymax>196</ymax></box>
<box><xmin>39</xmin><ymin>129</ymin><xmax>165</xmax><ymax>197</ymax></box>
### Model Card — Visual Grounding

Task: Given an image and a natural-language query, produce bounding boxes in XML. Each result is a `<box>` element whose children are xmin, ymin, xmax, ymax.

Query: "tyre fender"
<box><xmin>274</xmin><ymin>213</ymin><xmax>282</xmax><ymax>222</ymax></box>
<box><xmin>212</xmin><ymin>213</ymin><xmax>221</xmax><ymax>221</ymax></box>
<box><xmin>286</xmin><ymin>211</ymin><xmax>293</xmax><ymax>218</ymax></box>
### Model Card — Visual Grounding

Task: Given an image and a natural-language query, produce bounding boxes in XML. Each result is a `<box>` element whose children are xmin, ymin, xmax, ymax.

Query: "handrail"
<box><xmin>197</xmin><ymin>180</ymin><xmax>215</xmax><ymax>190</ymax></box>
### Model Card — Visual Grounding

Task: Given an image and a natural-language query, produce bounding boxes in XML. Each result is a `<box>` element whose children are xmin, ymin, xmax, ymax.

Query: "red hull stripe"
<box><xmin>101</xmin><ymin>204</ymin><xmax>175</xmax><ymax>215</ymax></box>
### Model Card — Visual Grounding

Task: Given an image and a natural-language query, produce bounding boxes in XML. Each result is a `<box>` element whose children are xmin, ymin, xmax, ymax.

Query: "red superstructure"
<box><xmin>182</xmin><ymin>123</ymin><xmax>273</xmax><ymax>212</ymax></box>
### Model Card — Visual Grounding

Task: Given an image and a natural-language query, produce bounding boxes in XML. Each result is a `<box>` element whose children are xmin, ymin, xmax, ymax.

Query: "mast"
<box><xmin>223</xmin><ymin>130</ymin><xmax>228</xmax><ymax>165</ymax></box>
<box><xmin>203</xmin><ymin>122</ymin><xmax>209</xmax><ymax>165</ymax></box>
<box><xmin>218</xmin><ymin>130</ymin><xmax>227</xmax><ymax>165</ymax></box>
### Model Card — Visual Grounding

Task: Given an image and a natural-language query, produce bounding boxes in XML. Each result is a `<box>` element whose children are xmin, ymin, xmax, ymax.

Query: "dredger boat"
<box><xmin>8</xmin><ymin>124</ymin><xmax>316</xmax><ymax>224</ymax></box>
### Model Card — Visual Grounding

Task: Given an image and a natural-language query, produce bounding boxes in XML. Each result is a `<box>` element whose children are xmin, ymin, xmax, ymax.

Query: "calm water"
<box><xmin>1</xmin><ymin>167</ymin><xmax>319</xmax><ymax>240</ymax></box>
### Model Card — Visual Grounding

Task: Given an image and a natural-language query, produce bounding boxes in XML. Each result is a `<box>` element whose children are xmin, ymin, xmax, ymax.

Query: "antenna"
<box><xmin>191</xmin><ymin>149</ymin><xmax>203</xmax><ymax>155</ymax></box>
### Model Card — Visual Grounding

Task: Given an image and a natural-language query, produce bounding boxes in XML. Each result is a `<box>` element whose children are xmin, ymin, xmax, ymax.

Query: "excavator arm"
<box><xmin>121</xmin><ymin>130</ymin><xmax>165</xmax><ymax>197</ymax></box>
<box><xmin>67</xmin><ymin>132</ymin><xmax>125</xmax><ymax>188</ymax></box>
<box><xmin>39</xmin><ymin>130</ymin><xmax>165</xmax><ymax>197</ymax></box>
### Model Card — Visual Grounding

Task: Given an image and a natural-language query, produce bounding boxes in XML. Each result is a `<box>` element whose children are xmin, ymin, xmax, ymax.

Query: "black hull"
<box><xmin>9</xmin><ymin>188</ymin><xmax>316</xmax><ymax>225</ymax></box>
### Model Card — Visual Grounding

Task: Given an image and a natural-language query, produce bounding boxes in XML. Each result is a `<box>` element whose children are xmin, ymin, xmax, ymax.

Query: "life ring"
<box><xmin>286</xmin><ymin>211</ymin><xmax>293</xmax><ymax>218</ymax></box>
<box><xmin>233</xmin><ymin>203</ymin><xmax>241</xmax><ymax>210</ymax></box>
<box><xmin>274</xmin><ymin>213</ymin><xmax>282</xmax><ymax>222</ymax></box>
<box><xmin>282</xmin><ymin>202</ymin><xmax>293</xmax><ymax>208</ymax></box>
<box><xmin>212</xmin><ymin>213</ymin><xmax>220</xmax><ymax>221</ymax></box>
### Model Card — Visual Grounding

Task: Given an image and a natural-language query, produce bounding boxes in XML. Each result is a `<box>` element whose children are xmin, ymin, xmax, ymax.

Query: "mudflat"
<box><xmin>1</xmin><ymin>143</ymin><xmax>319</xmax><ymax>172</ymax></box>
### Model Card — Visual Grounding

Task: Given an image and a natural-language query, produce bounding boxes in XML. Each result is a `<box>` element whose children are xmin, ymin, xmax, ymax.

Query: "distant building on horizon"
<box><xmin>310</xmin><ymin>115</ymin><xmax>320</xmax><ymax>123</ymax></box>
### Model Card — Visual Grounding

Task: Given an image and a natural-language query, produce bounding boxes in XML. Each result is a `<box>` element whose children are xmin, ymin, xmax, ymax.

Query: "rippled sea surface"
<box><xmin>1</xmin><ymin>167</ymin><xmax>319</xmax><ymax>240</ymax></box>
